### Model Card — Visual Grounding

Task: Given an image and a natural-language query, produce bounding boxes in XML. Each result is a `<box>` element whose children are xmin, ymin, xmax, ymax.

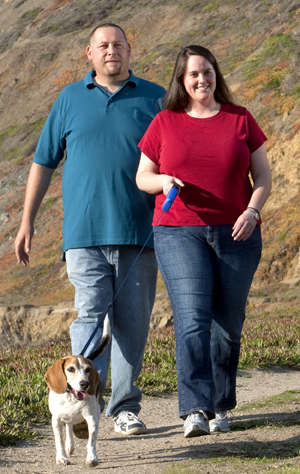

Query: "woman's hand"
<box><xmin>232</xmin><ymin>143</ymin><xmax>271</xmax><ymax>242</ymax></box>
<box><xmin>232</xmin><ymin>142</ymin><xmax>272</xmax><ymax>242</ymax></box>
<box><xmin>232</xmin><ymin>210</ymin><xmax>257</xmax><ymax>241</ymax></box>
<box><xmin>162</xmin><ymin>176</ymin><xmax>185</xmax><ymax>196</ymax></box>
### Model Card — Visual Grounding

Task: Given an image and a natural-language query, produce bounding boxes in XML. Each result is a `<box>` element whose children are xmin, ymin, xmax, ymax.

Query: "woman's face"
<box><xmin>183</xmin><ymin>55</ymin><xmax>217</xmax><ymax>106</ymax></box>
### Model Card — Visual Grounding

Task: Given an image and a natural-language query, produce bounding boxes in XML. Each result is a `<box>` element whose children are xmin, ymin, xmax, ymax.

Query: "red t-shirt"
<box><xmin>138</xmin><ymin>104</ymin><xmax>267</xmax><ymax>226</ymax></box>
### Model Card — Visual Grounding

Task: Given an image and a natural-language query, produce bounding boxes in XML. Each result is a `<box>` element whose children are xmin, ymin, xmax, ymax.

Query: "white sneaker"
<box><xmin>114</xmin><ymin>411</ymin><xmax>147</xmax><ymax>435</ymax></box>
<box><xmin>209</xmin><ymin>411</ymin><xmax>230</xmax><ymax>432</ymax></box>
<box><xmin>184</xmin><ymin>411</ymin><xmax>210</xmax><ymax>438</ymax></box>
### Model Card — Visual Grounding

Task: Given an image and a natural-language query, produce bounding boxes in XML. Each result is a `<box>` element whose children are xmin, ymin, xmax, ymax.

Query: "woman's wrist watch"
<box><xmin>246</xmin><ymin>207</ymin><xmax>260</xmax><ymax>221</ymax></box>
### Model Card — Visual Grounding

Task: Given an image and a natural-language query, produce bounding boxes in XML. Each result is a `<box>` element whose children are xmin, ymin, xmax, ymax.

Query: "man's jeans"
<box><xmin>66</xmin><ymin>245</ymin><xmax>157</xmax><ymax>417</ymax></box>
<box><xmin>154</xmin><ymin>225</ymin><xmax>262</xmax><ymax>419</ymax></box>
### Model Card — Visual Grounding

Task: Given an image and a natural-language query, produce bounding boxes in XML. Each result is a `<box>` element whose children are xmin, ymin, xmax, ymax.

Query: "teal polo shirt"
<box><xmin>33</xmin><ymin>70</ymin><xmax>166</xmax><ymax>252</ymax></box>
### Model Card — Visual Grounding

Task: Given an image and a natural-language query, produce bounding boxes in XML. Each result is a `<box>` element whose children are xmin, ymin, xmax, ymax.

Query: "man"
<box><xmin>15</xmin><ymin>23</ymin><xmax>165</xmax><ymax>435</ymax></box>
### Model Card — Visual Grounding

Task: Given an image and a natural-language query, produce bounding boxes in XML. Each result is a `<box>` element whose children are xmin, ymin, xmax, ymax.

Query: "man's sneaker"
<box><xmin>114</xmin><ymin>411</ymin><xmax>147</xmax><ymax>435</ymax></box>
<box><xmin>184</xmin><ymin>411</ymin><xmax>210</xmax><ymax>438</ymax></box>
<box><xmin>209</xmin><ymin>411</ymin><xmax>230</xmax><ymax>432</ymax></box>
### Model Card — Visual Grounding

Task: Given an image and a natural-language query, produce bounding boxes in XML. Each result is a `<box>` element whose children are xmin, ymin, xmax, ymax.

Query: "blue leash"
<box><xmin>79</xmin><ymin>185</ymin><xmax>179</xmax><ymax>357</ymax></box>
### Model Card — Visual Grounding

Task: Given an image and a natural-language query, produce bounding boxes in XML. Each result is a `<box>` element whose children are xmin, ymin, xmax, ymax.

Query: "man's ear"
<box><xmin>86</xmin><ymin>45</ymin><xmax>92</xmax><ymax>61</ymax></box>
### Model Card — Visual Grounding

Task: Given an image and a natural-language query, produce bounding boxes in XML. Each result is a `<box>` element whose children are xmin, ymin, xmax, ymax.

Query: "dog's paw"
<box><xmin>85</xmin><ymin>458</ymin><xmax>98</xmax><ymax>468</ymax></box>
<box><xmin>56</xmin><ymin>457</ymin><xmax>70</xmax><ymax>465</ymax></box>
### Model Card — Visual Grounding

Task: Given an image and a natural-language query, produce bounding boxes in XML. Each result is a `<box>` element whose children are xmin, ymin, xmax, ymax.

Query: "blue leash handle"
<box><xmin>162</xmin><ymin>185</ymin><xmax>179</xmax><ymax>212</ymax></box>
<box><xmin>79</xmin><ymin>185</ymin><xmax>179</xmax><ymax>356</ymax></box>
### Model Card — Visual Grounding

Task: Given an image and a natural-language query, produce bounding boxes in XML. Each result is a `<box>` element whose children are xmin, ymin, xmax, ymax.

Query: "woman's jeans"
<box><xmin>154</xmin><ymin>225</ymin><xmax>262</xmax><ymax>419</ymax></box>
<box><xmin>66</xmin><ymin>245</ymin><xmax>157</xmax><ymax>417</ymax></box>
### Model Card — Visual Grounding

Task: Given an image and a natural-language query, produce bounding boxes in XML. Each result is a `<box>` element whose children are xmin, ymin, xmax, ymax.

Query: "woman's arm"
<box><xmin>232</xmin><ymin>143</ymin><xmax>272</xmax><ymax>241</ymax></box>
<box><xmin>136</xmin><ymin>153</ymin><xmax>184</xmax><ymax>196</ymax></box>
<box><xmin>247</xmin><ymin>143</ymin><xmax>272</xmax><ymax>212</ymax></box>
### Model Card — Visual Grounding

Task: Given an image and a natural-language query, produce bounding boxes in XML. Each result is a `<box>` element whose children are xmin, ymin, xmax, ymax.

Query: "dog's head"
<box><xmin>44</xmin><ymin>356</ymin><xmax>100</xmax><ymax>400</ymax></box>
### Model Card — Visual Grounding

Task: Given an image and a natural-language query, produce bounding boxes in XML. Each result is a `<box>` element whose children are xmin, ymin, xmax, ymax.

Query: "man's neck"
<box><xmin>93</xmin><ymin>72</ymin><xmax>130</xmax><ymax>94</ymax></box>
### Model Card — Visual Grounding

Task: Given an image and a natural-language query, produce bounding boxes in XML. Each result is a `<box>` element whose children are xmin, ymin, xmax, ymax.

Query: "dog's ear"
<box><xmin>87</xmin><ymin>362</ymin><xmax>100</xmax><ymax>396</ymax></box>
<box><xmin>44</xmin><ymin>358</ymin><xmax>68</xmax><ymax>394</ymax></box>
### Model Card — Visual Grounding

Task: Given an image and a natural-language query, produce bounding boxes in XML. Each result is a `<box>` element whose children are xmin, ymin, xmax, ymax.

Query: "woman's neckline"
<box><xmin>184</xmin><ymin>102</ymin><xmax>223</xmax><ymax>119</ymax></box>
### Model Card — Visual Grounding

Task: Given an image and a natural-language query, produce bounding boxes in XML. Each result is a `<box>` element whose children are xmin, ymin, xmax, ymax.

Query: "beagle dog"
<box><xmin>44</xmin><ymin>314</ymin><xmax>111</xmax><ymax>467</ymax></box>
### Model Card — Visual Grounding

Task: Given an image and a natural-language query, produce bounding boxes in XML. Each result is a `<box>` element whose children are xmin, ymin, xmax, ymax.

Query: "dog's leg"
<box><xmin>85</xmin><ymin>416</ymin><xmax>99</xmax><ymax>467</ymax></box>
<box><xmin>52</xmin><ymin>416</ymin><xmax>70</xmax><ymax>465</ymax></box>
<box><xmin>65</xmin><ymin>423</ymin><xmax>74</xmax><ymax>457</ymax></box>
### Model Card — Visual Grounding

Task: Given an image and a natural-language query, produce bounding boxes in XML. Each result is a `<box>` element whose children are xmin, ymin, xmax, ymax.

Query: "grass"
<box><xmin>137</xmin><ymin>327</ymin><xmax>177</xmax><ymax>395</ymax></box>
<box><xmin>239</xmin><ymin>314</ymin><xmax>300</xmax><ymax>369</ymax></box>
<box><xmin>239</xmin><ymin>390</ymin><xmax>300</xmax><ymax>411</ymax></box>
<box><xmin>40</xmin><ymin>197</ymin><xmax>58</xmax><ymax>213</ymax></box>
<box><xmin>0</xmin><ymin>117</ymin><xmax>47</xmax><ymax>164</ymax></box>
<box><xmin>243</xmin><ymin>34</ymin><xmax>297</xmax><ymax>79</ymax></box>
<box><xmin>0</xmin><ymin>342</ymin><xmax>70</xmax><ymax>446</ymax></box>
<box><xmin>139</xmin><ymin>52</ymin><xmax>160</xmax><ymax>74</ymax></box>
<box><xmin>202</xmin><ymin>1</ymin><xmax>219</xmax><ymax>12</ymax></box>
<box><xmin>229</xmin><ymin>391</ymin><xmax>300</xmax><ymax>434</ymax></box>
<box><xmin>1</xmin><ymin>307</ymin><xmax>300</xmax><ymax>446</ymax></box>
<box><xmin>162</xmin><ymin>458</ymin><xmax>300</xmax><ymax>474</ymax></box>
<box><xmin>0</xmin><ymin>124</ymin><xmax>22</xmax><ymax>145</ymax></box>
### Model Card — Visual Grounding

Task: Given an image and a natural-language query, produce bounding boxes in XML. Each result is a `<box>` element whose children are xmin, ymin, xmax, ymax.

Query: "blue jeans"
<box><xmin>154</xmin><ymin>225</ymin><xmax>262</xmax><ymax>419</ymax></box>
<box><xmin>66</xmin><ymin>245</ymin><xmax>157</xmax><ymax>417</ymax></box>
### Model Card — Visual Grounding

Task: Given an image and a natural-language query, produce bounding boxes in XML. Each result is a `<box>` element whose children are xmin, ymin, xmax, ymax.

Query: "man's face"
<box><xmin>86</xmin><ymin>26</ymin><xmax>131</xmax><ymax>82</ymax></box>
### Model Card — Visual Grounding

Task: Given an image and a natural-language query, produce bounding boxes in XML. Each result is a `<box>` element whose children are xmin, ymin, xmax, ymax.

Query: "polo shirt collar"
<box><xmin>84</xmin><ymin>70</ymin><xmax>138</xmax><ymax>89</ymax></box>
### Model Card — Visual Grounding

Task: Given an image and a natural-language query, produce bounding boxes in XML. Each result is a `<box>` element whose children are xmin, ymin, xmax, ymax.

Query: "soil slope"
<box><xmin>0</xmin><ymin>0</ymin><xmax>300</xmax><ymax>306</ymax></box>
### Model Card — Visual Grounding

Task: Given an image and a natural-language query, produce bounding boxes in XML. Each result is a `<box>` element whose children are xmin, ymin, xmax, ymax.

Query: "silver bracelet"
<box><xmin>246</xmin><ymin>208</ymin><xmax>260</xmax><ymax>221</ymax></box>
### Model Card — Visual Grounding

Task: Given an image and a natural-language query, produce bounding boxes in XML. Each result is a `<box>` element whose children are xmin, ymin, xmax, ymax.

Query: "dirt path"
<box><xmin>1</xmin><ymin>367</ymin><xmax>300</xmax><ymax>474</ymax></box>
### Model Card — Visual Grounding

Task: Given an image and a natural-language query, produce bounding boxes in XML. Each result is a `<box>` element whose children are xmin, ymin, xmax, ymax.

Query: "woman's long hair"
<box><xmin>164</xmin><ymin>45</ymin><xmax>236</xmax><ymax>111</ymax></box>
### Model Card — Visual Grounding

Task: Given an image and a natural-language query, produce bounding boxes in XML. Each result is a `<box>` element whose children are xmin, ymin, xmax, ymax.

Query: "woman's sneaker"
<box><xmin>209</xmin><ymin>411</ymin><xmax>230</xmax><ymax>432</ymax></box>
<box><xmin>114</xmin><ymin>411</ymin><xmax>147</xmax><ymax>435</ymax></box>
<box><xmin>184</xmin><ymin>411</ymin><xmax>210</xmax><ymax>438</ymax></box>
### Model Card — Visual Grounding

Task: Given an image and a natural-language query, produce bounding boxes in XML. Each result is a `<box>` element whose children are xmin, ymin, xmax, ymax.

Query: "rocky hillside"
<box><xmin>0</xmin><ymin>0</ymin><xmax>300</xmax><ymax>307</ymax></box>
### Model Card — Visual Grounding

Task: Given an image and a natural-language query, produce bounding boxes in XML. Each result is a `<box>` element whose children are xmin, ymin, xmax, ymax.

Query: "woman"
<box><xmin>136</xmin><ymin>45</ymin><xmax>272</xmax><ymax>438</ymax></box>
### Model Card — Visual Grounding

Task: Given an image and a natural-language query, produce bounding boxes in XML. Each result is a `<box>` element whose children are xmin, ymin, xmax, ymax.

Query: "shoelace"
<box><xmin>116</xmin><ymin>412</ymin><xmax>140</xmax><ymax>424</ymax></box>
<box><xmin>186</xmin><ymin>411</ymin><xmax>207</xmax><ymax>423</ymax></box>
<box><xmin>188</xmin><ymin>413</ymin><xmax>200</xmax><ymax>421</ymax></box>
<box><xmin>215</xmin><ymin>411</ymin><xmax>227</xmax><ymax>420</ymax></box>
<box><xmin>215</xmin><ymin>410</ymin><xmax>235</xmax><ymax>422</ymax></box>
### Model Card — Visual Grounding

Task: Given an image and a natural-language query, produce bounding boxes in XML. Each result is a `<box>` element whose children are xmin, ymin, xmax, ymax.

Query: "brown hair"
<box><xmin>164</xmin><ymin>45</ymin><xmax>236</xmax><ymax>111</ymax></box>
<box><xmin>89</xmin><ymin>23</ymin><xmax>128</xmax><ymax>45</ymax></box>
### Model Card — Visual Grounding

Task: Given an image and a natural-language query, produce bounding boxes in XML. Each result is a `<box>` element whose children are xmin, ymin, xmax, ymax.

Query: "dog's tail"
<box><xmin>88</xmin><ymin>313</ymin><xmax>111</xmax><ymax>361</ymax></box>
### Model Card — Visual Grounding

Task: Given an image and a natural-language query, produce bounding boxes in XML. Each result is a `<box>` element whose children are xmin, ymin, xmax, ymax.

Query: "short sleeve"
<box><xmin>138</xmin><ymin>113</ymin><xmax>163</xmax><ymax>165</ymax></box>
<box><xmin>33</xmin><ymin>94</ymin><xmax>66</xmax><ymax>169</ymax></box>
<box><xmin>245</xmin><ymin>109</ymin><xmax>267</xmax><ymax>153</ymax></box>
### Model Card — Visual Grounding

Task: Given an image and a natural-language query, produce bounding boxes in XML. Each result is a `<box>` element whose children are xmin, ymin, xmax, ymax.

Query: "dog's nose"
<box><xmin>80</xmin><ymin>381</ymin><xmax>89</xmax><ymax>390</ymax></box>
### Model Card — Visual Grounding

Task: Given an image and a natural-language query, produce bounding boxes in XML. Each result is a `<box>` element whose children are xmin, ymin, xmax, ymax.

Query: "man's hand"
<box><xmin>14</xmin><ymin>163</ymin><xmax>55</xmax><ymax>265</ymax></box>
<box><xmin>15</xmin><ymin>222</ymin><xmax>34</xmax><ymax>265</ymax></box>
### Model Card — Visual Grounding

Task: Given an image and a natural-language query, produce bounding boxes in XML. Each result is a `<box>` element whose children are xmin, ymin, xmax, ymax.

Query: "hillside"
<box><xmin>0</xmin><ymin>0</ymin><xmax>300</xmax><ymax>307</ymax></box>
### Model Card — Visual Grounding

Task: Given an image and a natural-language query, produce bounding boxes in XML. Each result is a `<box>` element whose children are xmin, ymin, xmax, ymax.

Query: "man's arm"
<box><xmin>15</xmin><ymin>163</ymin><xmax>55</xmax><ymax>265</ymax></box>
